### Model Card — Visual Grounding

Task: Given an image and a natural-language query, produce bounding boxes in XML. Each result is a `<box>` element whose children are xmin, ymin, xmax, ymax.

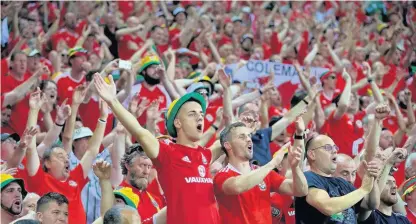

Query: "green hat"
<box><xmin>165</xmin><ymin>92</ymin><xmax>206</xmax><ymax>137</ymax></box>
<box><xmin>138</xmin><ymin>55</ymin><xmax>161</xmax><ymax>74</ymax></box>
<box><xmin>1</xmin><ymin>174</ymin><xmax>27</xmax><ymax>198</ymax></box>
<box><xmin>113</xmin><ymin>187</ymin><xmax>140</xmax><ymax>209</ymax></box>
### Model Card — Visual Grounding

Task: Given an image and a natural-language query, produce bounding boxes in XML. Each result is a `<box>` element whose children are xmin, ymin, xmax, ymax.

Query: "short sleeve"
<box><xmin>71</xmin><ymin>164</ymin><xmax>89</xmax><ymax>189</ymax></box>
<box><xmin>305</xmin><ymin>172</ymin><xmax>326</xmax><ymax>190</ymax></box>
<box><xmin>26</xmin><ymin>165</ymin><xmax>46</xmax><ymax>189</ymax></box>
<box><xmin>268</xmin><ymin>171</ymin><xmax>286</xmax><ymax>192</ymax></box>
<box><xmin>152</xmin><ymin>140</ymin><xmax>174</xmax><ymax>169</ymax></box>
<box><xmin>213</xmin><ymin>171</ymin><xmax>231</xmax><ymax>196</ymax></box>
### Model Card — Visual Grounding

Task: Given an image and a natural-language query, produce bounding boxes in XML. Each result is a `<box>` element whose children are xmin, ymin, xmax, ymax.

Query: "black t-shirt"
<box><xmin>295</xmin><ymin>171</ymin><xmax>361</xmax><ymax>224</ymax></box>
<box><xmin>359</xmin><ymin>210</ymin><xmax>411</xmax><ymax>224</ymax></box>
<box><xmin>104</xmin><ymin>26</ymin><xmax>119</xmax><ymax>59</ymax></box>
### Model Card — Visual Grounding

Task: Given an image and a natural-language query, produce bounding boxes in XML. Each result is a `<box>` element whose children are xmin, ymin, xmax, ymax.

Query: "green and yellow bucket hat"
<box><xmin>1</xmin><ymin>174</ymin><xmax>27</xmax><ymax>198</ymax></box>
<box><xmin>113</xmin><ymin>187</ymin><xmax>140</xmax><ymax>209</ymax></box>
<box><xmin>138</xmin><ymin>55</ymin><xmax>161</xmax><ymax>74</ymax></box>
<box><xmin>165</xmin><ymin>92</ymin><xmax>206</xmax><ymax>137</ymax></box>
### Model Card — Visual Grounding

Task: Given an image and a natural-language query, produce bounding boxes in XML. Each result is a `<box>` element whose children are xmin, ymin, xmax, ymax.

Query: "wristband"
<box><xmin>258</xmin><ymin>89</ymin><xmax>264</xmax><ymax>95</ymax></box>
<box><xmin>212</xmin><ymin>124</ymin><xmax>219</xmax><ymax>131</ymax></box>
<box><xmin>294</xmin><ymin>133</ymin><xmax>305</xmax><ymax>140</ymax></box>
<box><xmin>55</xmin><ymin>122</ymin><xmax>65</xmax><ymax>127</ymax></box>
<box><xmin>302</xmin><ymin>99</ymin><xmax>309</xmax><ymax>105</ymax></box>
<box><xmin>98</xmin><ymin>118</ymin><xmax>107</xmax><ymax>124</ymax></box>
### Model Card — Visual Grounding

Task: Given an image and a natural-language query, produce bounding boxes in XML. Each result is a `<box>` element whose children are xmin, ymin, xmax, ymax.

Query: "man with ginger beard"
<box><xmin>359</xmin><ymin>175</ymin><xmax>410</xmax><ymax>224</ymax></box>
<box><xmin>119</xmin><ymin>144</ymin><xmax>165</xmax><ymax>221</ymax></box>
<box><xmin>1</xmin><ymin>174</ymin><xmax>28</xmax><ymax>224</ymax></box>
<box><xmin>334</xmin><ymin>154</ymin><xmax>358</xmax><ymax>185</ymax></box>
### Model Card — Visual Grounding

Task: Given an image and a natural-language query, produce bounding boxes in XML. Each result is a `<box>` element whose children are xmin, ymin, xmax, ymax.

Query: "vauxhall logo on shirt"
<box><xmin>184</xmin><ymin>165</ymin><xmax>213</xmax><ymax>184</ymax></box>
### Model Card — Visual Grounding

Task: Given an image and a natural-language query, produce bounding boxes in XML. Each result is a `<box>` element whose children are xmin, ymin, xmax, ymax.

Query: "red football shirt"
<box><xmin>214</xmin><ymin>164</ymin><xmax>285</xmax><ymax>224</ymax></box>
<box><xmin>55</xmin><ymin>72</ymin><xmax>86</xmax><ymax>105</ymax></box>
<box><xmin>152</xmin><ymin>140</ymin><xmax>220</xmax><ymax>224</ymax></box>
<box><xmin>26</xmin><ymin>165</ymin><xmax>89</xmax><ymax>224</ymax></box>
<box><xmin>322</xmin><ymin>111</ymin><xmax>365</xmax><ymax>157</ymax></box>
<box><xmin>119</xmin><ymin>180</ymin><xmax>165</xmax><ymax>221</ymax></box>
<box><xmin>271</xmin><ymin>193</ymin><xmax>295</xmax><ymax>224</ymax></box>
<box><xmin>78</xmin><ymin>96</ymin><xmax>114</xmax><ymax>136</ymax></box>
<box><xmin>1</xmin><ymin>73</ymin><xmax>30</xmax><ymax>95</ymax></box>
<box><xmin>118</xmin><ymin>34</ymin><xmax>144</xmax><ymax>60</ymax></box>
<box><xmin>127</xmin><ymin>84</ymin><xmax>171</xmax><ymax>134</ymax></box>
<box><xmin>50</xmin><ymin>28</ymin><xmax>80</xmax><ymax>50</ymax></box>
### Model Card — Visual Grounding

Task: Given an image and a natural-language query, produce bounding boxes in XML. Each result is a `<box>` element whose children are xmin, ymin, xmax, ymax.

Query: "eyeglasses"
<box><xmin>310</xmin><ymin>144</ymin><xmax>339</xmax><ymax>153</ymax></box>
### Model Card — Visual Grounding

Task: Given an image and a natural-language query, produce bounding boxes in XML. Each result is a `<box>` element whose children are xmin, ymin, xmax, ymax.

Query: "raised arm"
<box><xmin>115</xmin><ymin>24</ymin><xmax>144</xmax><ymax>39</ymax></box>
<box><xmin>26</xmin><ymin>90</ymin><xmax>47</xmax><ymax>176</ymax></box>
<box><xmin>93</xmin><ymin>74</ymin><xmax>160</xmax><ymax>159</ymax></box>
<box><xmin>62</xmin><ymin>85</ymin><xmax>87</xmax><ymax>153</ymax></box>
<box><xmin>363</xmin><ymin>104</ymin><xmax>390</xmax><ymax>162</ymax></box>
<box><xmin>1</xmin><ymin>66</ymin><xmax>48</xmax><ymax>107</ymax></box>
<box><xmin>333</xmin><ymin>69</ymin><xmax>352</xmax><ymax>120</ymax></box>
<box><xmin>218</xmin><ymin>69</ymin><xmax>234</xmax><ymax>125</ymax></box>
<box><xmin>221</xmin><ymin>153</ymin><xmax>283</xmax><ymax>195</ymax></box>
<box><xmin>80</xmin><ymin>100</ymin><xmax>108</xmax><ymax>178</ymax></box>
<box><xmin>306</xmin><ymin>174</ymin><xmax>374</xmax><ymax>216</ymax></box>
<box><xmin>7</xmin><ymin>127</ymin><xmax>37</xmax><ymax>169</ymax></box>
<box><xmin>93</xmin><ymin>160</ymin><xmax>115</xmax><ymax>217</ymax></box>
<box><xmin>110</xmin><ymin>124</ymin><xmax>127</xmax><ymax>187</ymax></box>
<box><xmin>271</xmin><ymin>97</ymin><xmax>309</xmax><ymax>140</ymax></box>
<box><xmin>37</xmin><ymin>100</ymin><xmax>71</xmax><ymax>157</ymax></box>
<box><xmin>200</xmin><ymin>108</ymin><xmax>222</xmax><ymax>147</ymax></box>
<box><xmin>384</xmin><ymin>92</ymin><xmax>407</xmax><ymax>132</ymax></box>
<box><xmin>277</xmin><ymin>117</ymin><xmax>308</xmax><ymax>196</ymax></box>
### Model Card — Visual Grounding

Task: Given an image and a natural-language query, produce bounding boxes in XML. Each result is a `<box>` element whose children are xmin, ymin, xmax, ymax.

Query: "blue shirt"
<box><xmin>69</xmin><ymin>149</ymin><xmax>112</xmax><ymax>224</ymax></box>
<box><xmin>359</xmin><ymin>210</ymin><xmax>411</xmax><ymax>224</ymax></box>
<box><xmin>251</xmin><ymin>127</ymin><xmax>273</xmax><ymax>166</ymax></box>
<box><xmin>295</xmin><ymin>171</ymin><xmax>361</xmax><ymax>224</ymax></box>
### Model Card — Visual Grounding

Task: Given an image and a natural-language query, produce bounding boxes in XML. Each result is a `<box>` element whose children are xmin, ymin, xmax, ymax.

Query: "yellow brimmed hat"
<box><xmin>138</xmin><ymin>55</ymin><xmax>161</xmax><ymax>73</ymax></box>
<box><xmin>401</xmin><ymin>176</ymin><xmax>416</xmax><ymax>201</ymax></box>
<box><xmin>194</xmin><ymin>76</ymin><xmax>214</xmax><ymax>95</ymax></box>
<box><xmin>165</xmin><ymin>92</ymin><xmax>206</xmax><ymax>137</ymax></box>
<box><xmin>113</xmin><ymin>187</ymin><xmax>140</xmax><ymax>209</ymax></box>
<box><xmin>68</xmin><ymin>47</ymin><xmax>88</xmax><ymax>58</ymax></box>
<box><xmin>1</xmin><ymin>174</ymin><xmax>27</xmax><ymax>198</ymax></box>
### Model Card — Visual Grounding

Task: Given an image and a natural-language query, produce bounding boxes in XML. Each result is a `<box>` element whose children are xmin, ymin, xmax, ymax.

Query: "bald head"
<box><xmin>126</xmin><ymin>17</ymin><xmax>139</xmax><ymax>28</ymax></box>
<box><xmin>305</xmin><ymin>135</ymin><xmax>338</xmax><ymax>175</ymax></box>
<box><xmin>334</xmin><ymin>154</ymin><xmax>357</xmax><ymax>185</ymax></box>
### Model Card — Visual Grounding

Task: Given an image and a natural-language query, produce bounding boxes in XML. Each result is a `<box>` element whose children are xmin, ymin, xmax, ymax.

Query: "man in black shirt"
<box><xmin>103</xmin><ymin>13</ymin><xmax>118</xmax><ymax>58</ymax></box>
<box><xmin>295</xmin><ymin>134</ymin><xmax>380</xmax><ymax>224</ymax></box>
<box><xmin>359</xmin><ymin>175</ymin><xmax>410</xmax><ymax>224</ymax></box>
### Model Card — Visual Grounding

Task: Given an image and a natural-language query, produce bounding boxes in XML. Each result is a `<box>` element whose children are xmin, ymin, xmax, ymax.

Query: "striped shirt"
<box><xmin>69</xmin><ymin>149</ymin><xmax>112</xmax><ymax>224</ymax></box>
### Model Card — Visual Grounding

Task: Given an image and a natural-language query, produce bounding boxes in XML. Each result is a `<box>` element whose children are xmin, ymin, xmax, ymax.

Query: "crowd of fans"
<box><xmin>1</xmin><ymin>1</ymin><xmax>416</xmax><ymax>224</ymax></box>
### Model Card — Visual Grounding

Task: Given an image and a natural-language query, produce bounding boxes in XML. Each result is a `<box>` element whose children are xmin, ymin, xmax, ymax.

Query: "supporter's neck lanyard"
<box><xmin>146</xmin><ymin>191</ymin><xmax>160</xmax><ymax>212</ymax></box>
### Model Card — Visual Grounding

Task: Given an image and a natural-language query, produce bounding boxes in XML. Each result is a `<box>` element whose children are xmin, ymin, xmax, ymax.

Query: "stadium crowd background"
<box><xmin>1</xmin><ymin>1</ymin><xmax>416</xmax><ymax>224</ymax></box>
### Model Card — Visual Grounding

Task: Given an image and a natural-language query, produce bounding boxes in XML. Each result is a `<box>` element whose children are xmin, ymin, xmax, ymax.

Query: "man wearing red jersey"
<box><xmin>24</xmin><ymin>89</ymin><xmax>107</xmax><ymax>224</ymax></box>
<box><xmin>318</xmin><ymin>71</ymin><xmax>341</xmax><ymax>109</ymax></box>
<box><xmin>50</xmin><ymin>12</ymin><xmax>80</xmax><ymax>50</ymax></box>
<box><xmin>119</xmin><ymin>144</ymin><xmax>165</xmax><ymax>220</ymax></box>
<box><xmin>1</xmin><ymin>52</ymin><xmax>29</xmax><ymax>95</ymax></box>
<box><xmin>214</xmin><ymin>122</ymin><xmax>308</xmax><ymax>224</ymax></box>
<box><xmin>94</xmin><ymin>73</ymin><xmax>223</xmax><ymax>223</ymax></box>
<box><xmin>54</xmin><ymin>47</ymin><xmax>88</xmax><ymax>105</ymax></box>
<box><xmin>322</xmin><ymin>69</ymin><xmax>365</xmax><ymax>157</ymax></box>
<box><xmin>401</xmin><ymin>176</ymin><xmax>416</xmax><ymax>223</ymax></box>
<box><xmin>116</xmin><ymin>16</ymin><xmax>145</xmax><ymax>60</ymax></box>
<box><xmin>121</xmin><ymin>55</ymin><xmax>171</xmax><ymax>134</ymax></box>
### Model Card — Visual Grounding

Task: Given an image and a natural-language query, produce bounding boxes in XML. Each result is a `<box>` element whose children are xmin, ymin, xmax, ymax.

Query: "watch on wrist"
<box><xmin>294</xmin><ymin>132</ymin><xmax>305</xmax><ymax>140</ymax></box>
